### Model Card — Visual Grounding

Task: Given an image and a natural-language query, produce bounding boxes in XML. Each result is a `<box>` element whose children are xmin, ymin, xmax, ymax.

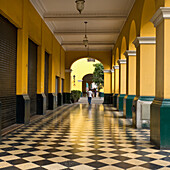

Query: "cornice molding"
<box><xmin>65</xmin><ymin>69</ymin><xmax>72</xmax><ymax>73</ymax></box>
<box><xmin>117</xmin><ymin>59</ymin><xmax>127</xmax><ymax>65</ymax></box>
<box><xmin>151</xmin><ymin>7</ymin><xmax>170</xmax><ymax>27</ymax></box>
<box><xmin>124</xmin><ymin>50</ymin><xmax>136</xmax><ymax>58</ymax></box>
<box><xmin>133</xmin><ymin>37</ymin><xmax>156</xmax><ymax>48</ymax></box>
<box><xmin>113</xmin><ymin>65</ymin><xmax>119</xmax><ymax>70</ymax></box>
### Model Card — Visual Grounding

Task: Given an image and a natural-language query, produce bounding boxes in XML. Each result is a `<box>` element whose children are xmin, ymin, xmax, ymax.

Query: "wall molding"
<box><xmin>113</xmin><ymin>65</ymin><xmax>119</xmax><ymax>70</ymax></box>
<box><xmin>151</xmin><ymin>7</ymin><xmax>170</xmax><ymax>27</ymax></box>
<box><xmin>117</xmin><ymin>59</ymin><xmax>126</xmax><ymax>65</ymax></box>
<box><xmin>65</xmin><ymin>69</ymin><xmax>72</xmax><ymax>73</ymax></box>
<box><xmin>133</xmin><ymin>37</ymin><xmax>156</xmax><ymax>48</ymax></box>
<box><xmin>124</xmin><ymin>50</ymin><xmax>136</xmax><ymax>58</ymax></box>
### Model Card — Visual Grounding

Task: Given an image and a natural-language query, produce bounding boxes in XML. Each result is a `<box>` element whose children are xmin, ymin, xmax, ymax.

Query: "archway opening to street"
<box><xmin>71</xmin><ymin>57</ymin><xmax>104</xmax><ymax>104</ymax></box>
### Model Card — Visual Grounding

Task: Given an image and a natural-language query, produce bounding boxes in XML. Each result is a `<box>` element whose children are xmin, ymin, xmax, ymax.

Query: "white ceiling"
<box><xmin>30</xmin><ymin>0</ymin><xmax>135</xmax><ymax>51</ymax></box>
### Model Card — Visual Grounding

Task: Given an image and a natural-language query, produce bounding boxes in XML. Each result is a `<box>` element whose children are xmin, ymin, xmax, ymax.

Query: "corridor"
<box><xmin>0</xmin><ymin>104</ymin><xmax>170</xmax><ymax>170</ymax></box>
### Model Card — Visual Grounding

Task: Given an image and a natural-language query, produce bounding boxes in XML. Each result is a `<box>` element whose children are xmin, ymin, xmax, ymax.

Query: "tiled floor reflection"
<box><xmin>0</xmin><ymin>104</ymin><xmax>170</xmax><ymax>170</ymax></box>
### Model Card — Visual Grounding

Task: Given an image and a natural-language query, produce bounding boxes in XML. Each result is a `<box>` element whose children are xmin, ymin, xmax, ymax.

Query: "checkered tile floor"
<box><xmin>0</xmin><ymin>104</ymin><xmax>170</xmax><ymax>170</ymax></box>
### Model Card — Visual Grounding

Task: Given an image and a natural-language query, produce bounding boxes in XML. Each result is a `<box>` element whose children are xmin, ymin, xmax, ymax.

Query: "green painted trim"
<box><xmin>124</xmin><ymin>95</ymin><xmax>135</xmax><ymax>118</ymax></box>
<box><xmin>151</xmin><ymin>98</ymin><xmax>170</xmax><ymax>149</ymax></box>
<box><xmin>99</xmin><ymin>92</ymin><xmax>104</xmax><ymax>97</ymax></box>
<box><xmin>103</xmin><ymin>93</ymin><xmax>113</xmax><ymax>104</ymax></box>
<box><xmin>113</xmin><ymin>93</ymin><xmax>118</xmax><ymax>107</ymax></box>
<box><xmin>117</xmin><ymin>94</ymin><xmax>126</xmax><ymax>111</ymax></box>
<box><xmin>139</xmin><ymin>96</ymin><xmax>155</xmax><ymax>101</ymax></box>
<box><xmin>58</xmin><ymin>93</ymin><xmax>63</xmax><ymax>106</ymax></box>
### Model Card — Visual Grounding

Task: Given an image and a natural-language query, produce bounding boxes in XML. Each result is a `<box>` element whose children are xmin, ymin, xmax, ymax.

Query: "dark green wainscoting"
<box><xmin>37</xmin><ymin>94</ymin><xmax>46</xmax><ymax>115</ymax></box>
<box><xmin>117</xmin><ymin>94</ymin><xmax>126</xmax><ymax>111</ymax></box>
<box><xmin>151</xmin><ymin>98</ymin><xmax>170</xmax><ymax>149</ymax></box>
<box><xmin>113</xmin><ymin>94</ymin><xmax>118</xmax><ymax>108</ymax></box>
<box><xmin>16</xmin><ymin>95</ymin><xmax>30</xmax><ymax>124</ymax></box>
<box><xmin>63</xmin><ymin>93</ymin><xmax>71</xmax><ymax>104</ymax></box>
<box><xmin>103</xmin><ymin>94</ymin><xmax>113</xmax><ymax>104</ymax></box>
<box><xmin>123</xmin><ymin>95</ymin><xmax>135</xmax><ymax>118</ymax></box>
<box><xmin>58</xmin><ymin>93</ymin><xmax>63</xmax><ymax>106</ymax></box>
<box><xmin>48</xmin><ymin>93</ymin><xmax>57</xmax><ymax>110</ymax></box>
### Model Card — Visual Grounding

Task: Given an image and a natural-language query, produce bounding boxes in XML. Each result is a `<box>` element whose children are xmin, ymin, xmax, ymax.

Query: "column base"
<box><xmin>132</xmin><ymin>96</ymin><xmax>154</xmax><ymax>129</ymax></box>
<box><xmin>151</xmin><ymin>98</ymin><xmax>170</xmax><ymax>149</ymax></box>
<box><xmin>58</xmin><ymin>93</ymin><xmax>63</xmax><ymax>106</ymax></box>
<box><xmin>63</xmin><ymin>93</ymin><xmax>71</xmax><ymax>104</ymax></box>
<box><xmin>123</xmin><ymin>95</ymin><xmax>135</xmax><ymax>118</ymax></box>
<box><xmin>103</xmin><ymin>93</ymin><xmax>112</xmax><ymax>104</ymax></box>
<box><xmin>48</xmin><ymin>93</ymin><xmax>57</xmax><ymax>110</ymax></box>
<box><xmin>117</xmin><ymin>94</ymin><xmax>126</xmax><ymax>111</ymax></box>
<box><xmin>99</xmin><ymin>92</ymin><xmax>104</xmax><ymax>97</ymax></box>
<box><xmin>37</xmin><ymin>94</ymin><xmax>46</xmax><ymax>115</ymax></box>
<box><xmin>113</xmin><ymin>94</ymin><xmax>118</xmax><ymax>107</ymax></box>
<box><xmin>16</xmin><ymin>95</ymin><xmax>30</xmax><ymax>124</ymax></box>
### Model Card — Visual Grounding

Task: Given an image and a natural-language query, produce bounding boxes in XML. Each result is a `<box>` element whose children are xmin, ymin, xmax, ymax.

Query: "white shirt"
<box><xmin>87</xmin><ymin>90</ymin><xmax>93</xmax><ymax>98</ymax></box>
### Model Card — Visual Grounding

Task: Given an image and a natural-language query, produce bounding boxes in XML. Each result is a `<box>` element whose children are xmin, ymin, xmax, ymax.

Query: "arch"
<box><xmin>140</xmin><ymin>0</ymin><xmax>156</xmax><ymax>36</ymax></box>
<box><xmin>115</xmin><ymin>47</ymin><xmax>119</xmax><ymax>64</ymax></box>
<box><xmin>66</xmin><ymin>51</ymin><xmax>112</xmax><ymax>70</ymax></box>
<box><xmin>82</xmin><ymin>74</ymin><xmax>93</xmax><ymax>96</ymax></box>
<box><xmin>121</xmin><ymin>36</ymin><xmax>127</xmax><ymax>59</ymax></box>
<box><xmin>129</xmin><ymin>20</ymin><xmax>137</xmax><ymax>50</ymax></box>
<box><xmin>70</xmin><ymin>58</ymin><xmax>103</xmax><ymax>92</ymax></box>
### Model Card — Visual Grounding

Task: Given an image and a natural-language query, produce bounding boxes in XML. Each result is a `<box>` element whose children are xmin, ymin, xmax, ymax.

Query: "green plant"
<box><xmin>71</xmin><ymin>90</ymin><xmax>82</xmax><ymax>103</ymax></box>
<box><xmin>92</xmin><ymin>63</ymin><xmax>104</xmax><ymax>91</ymax></box>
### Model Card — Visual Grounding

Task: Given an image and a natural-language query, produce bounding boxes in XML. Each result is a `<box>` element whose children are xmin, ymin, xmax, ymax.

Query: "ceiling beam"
<box><xmin>44</xmin><ymin>13</ymin><xmax>127</xmax><ymax>21</ymax></box>
<box><xmin>61</xmin><ymin>41</ymin><xmax>115</xmax><ymax>46</ymax></box>
<box><xmin>54</xmin><ymin>30</ymin><xmax>120</xmax><ymax>35</ymax></box>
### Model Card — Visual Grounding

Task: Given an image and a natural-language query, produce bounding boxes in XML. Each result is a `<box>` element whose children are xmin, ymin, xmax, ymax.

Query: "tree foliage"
<box><xmin>92</xmin><ymin>63</ymin><xmax>104</xmax><ymax>90</ymax></box>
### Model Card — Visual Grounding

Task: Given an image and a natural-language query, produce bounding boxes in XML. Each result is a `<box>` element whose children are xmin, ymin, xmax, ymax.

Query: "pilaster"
<box><xmin>132</xmin><ymin>37</ymin><xmax>156</xmax><ymax>128</ymax></box>
<box><xmin>150</xmin><ymin>7</ymin><xmax>170</xmax><ymax>148</ymax></box>
<box><xmin>123</xmin><ymin>50</ymin><xmax>136</xmax><ymax>118</ymax></box>
<box><xmin>117</xmin><ymin>59</ymin><xmax>127</xmax><ymax>111</ymax></box>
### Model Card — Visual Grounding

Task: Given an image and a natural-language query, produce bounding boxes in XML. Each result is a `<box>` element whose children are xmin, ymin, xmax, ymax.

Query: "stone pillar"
<box><xmin>113</xmin><ymin>65</ymin><xmax>119</xmax><ymax>107</ymax></box>
<box><xmin>132</xmin><ymin>37</ymin><xmax>156</xmax><ymax>128</ymax></box>
<box><xmin>64</xmin><ymin>69</ymin><xmax>72</xmax><ymax>104</ymax></box>
<box><xmin>123</xmin><ymin>51</ymin><xmax>136</xmax><ymax>118</ymax></box>
<box><xmin>103</xmin><ymin>70</ymin><xmax>112</xmax><ymax>104</ymax></box>
<box><xmin>150</xmin><ymin>7</ymin><xmax>170</xmax><ymax>148</ymax></box>
<box><xmin>117</xmin><ymin>59</ymin><xmax>126</xmax><ymax>111</ymax></box>
<box><xmin>111</xmin><ymin>69</ymin><xmax>115</xmax><ymax>104</ymax></box>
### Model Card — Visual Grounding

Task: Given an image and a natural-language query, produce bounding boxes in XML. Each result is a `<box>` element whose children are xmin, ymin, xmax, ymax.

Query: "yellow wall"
<box><xmin>71</xmin><ymin>58</ymin><xmax>104</xmax><ymax>92</ymax></box>
<box><xmin>0</xmin><ymin>0</ymin><xmax>65</xmax><ymax>95</ymax></box>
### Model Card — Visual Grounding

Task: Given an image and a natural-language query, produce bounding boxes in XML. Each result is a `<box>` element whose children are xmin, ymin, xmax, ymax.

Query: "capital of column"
<box><xmin>103</xmin><ymin>70</ymin><xmax>111</xmax><ymax>73</ymax></box>
<box><xmin>151</xmin><ymin>7</ymin><xmax>170</xmax><ymax>27</ymax></box>
<box><xmin>111</xmin><ymin>69</ymin><xmax>114</xmax><ymax>73</ymax></box>
<box><xmin>117</xmin><ymin>59</ymin><xmax>126</xmax><ymax>65</ymax></box>
<box><xmin>65</xmin><ymin>69</ymin><xmax>72</xmax><ymax>73</ymax></box>
<box><xmin>113</xmin><ymin>65</ymin><xmax>119</xmax><ymax>70</ymax></box>
<box><xmin>124</xmin><ymin>50</ymin><xmax>136</xmax><ymax>58</ymax></box>
<box><xmin>133</xmin><ymin>37</ymin><xmax>156</xmax><ymax>48</ymax></box>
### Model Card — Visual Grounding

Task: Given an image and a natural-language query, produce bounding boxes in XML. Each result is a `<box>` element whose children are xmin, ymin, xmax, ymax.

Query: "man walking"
<box><xmin>87</xmin><ymin>89</ymin><xmax>93</xmax><ymax>105</ymax></box>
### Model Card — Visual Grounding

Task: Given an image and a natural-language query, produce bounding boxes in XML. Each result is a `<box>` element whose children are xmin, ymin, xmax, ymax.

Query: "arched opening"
<box><xmin>140</xmin><ymin>0</ymin><xmax>156</xmax><ymax>36</ymax></box>
<box><xmin>115</xmin><ymin>47</ymin><xmax>119</xmax><ymax>64</ymax></box>
<box><xmin>121</xmin><ymin>36</ymin><xmax>127</xmax><ymax>58</ymax></box>
<box><xmin>129</xmin><ymin>20</ymin><xmax>136</xmax><ymax>50</ymax></box>
<box><xmin>82</xmin><ymin>74</ymin><xmax>93</xmax><ymax>97</ymax></box>
<box><xmin>71</xmin><ymin>58</ymin><xmax>104</xmax><ymax>102</ymax></box>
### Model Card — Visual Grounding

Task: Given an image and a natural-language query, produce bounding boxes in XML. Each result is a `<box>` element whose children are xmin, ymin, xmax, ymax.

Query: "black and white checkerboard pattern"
<box><xmin>0</xmin><ymin>104</ymin><xmax>170</xmax><ymax>170</ymax></box>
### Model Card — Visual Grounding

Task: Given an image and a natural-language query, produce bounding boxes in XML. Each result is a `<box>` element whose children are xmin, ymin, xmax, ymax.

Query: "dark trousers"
<box><xmin>88</xmin><ymin>97</ymin><xmax>92</xmax><ymax>104</ymax></box>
